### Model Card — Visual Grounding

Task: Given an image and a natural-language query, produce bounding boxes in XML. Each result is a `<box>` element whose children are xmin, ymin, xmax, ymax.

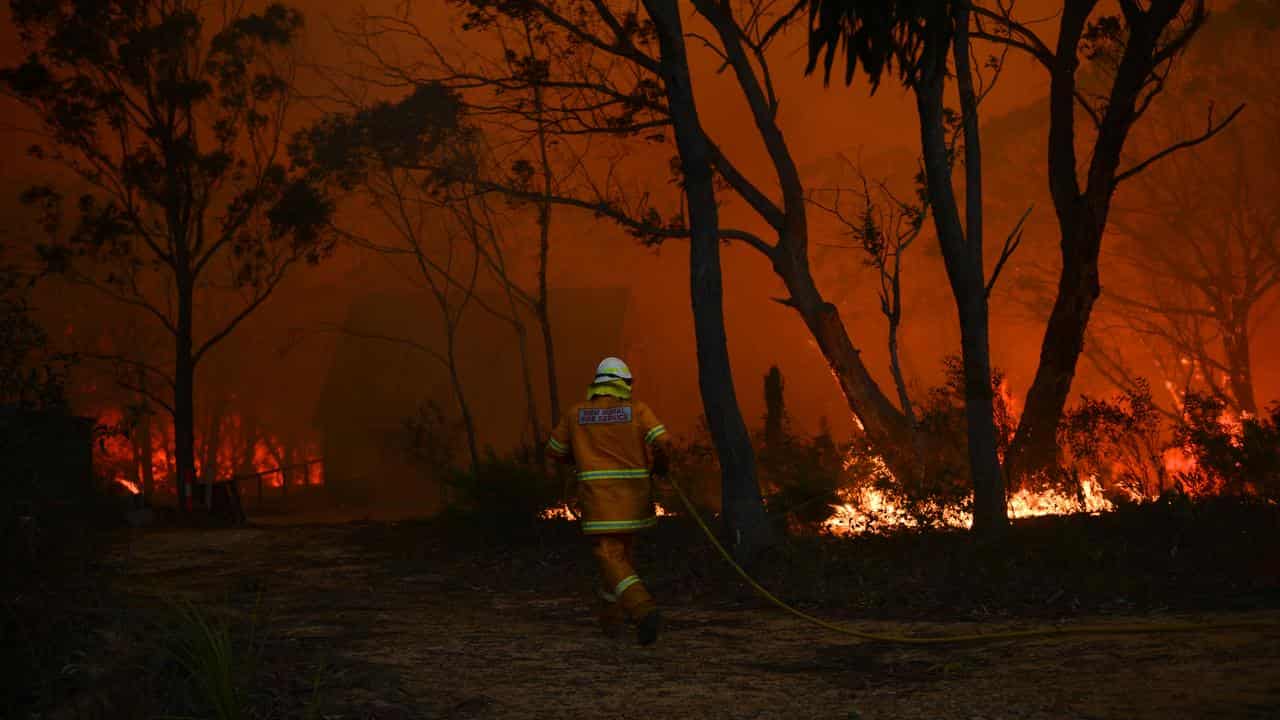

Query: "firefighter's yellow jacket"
<box><xmin>547</xmin><ymin>384</ymin><xmax>668</xmax><ymax>534</ymax></box>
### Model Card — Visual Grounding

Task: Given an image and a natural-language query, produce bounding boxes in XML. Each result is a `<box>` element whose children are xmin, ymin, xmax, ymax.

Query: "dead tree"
<box><xmin>810</xmin><ymin>158</ymin><xmax>931</xmax><ymax>428</ymax></box>
<box><xmin>331</xmin><ymin>11</ymin><xmax>567</xmax><ymax>432</ymax></box>
<box><xmin>1097</xmin><ymin>120</ymin><xmax>1279</xmax><ymax>417</ymax></box>
<box><xmin>295</xmin><ymin>85</ymin><xmax>566</xmax><ymax>478</ymax></box>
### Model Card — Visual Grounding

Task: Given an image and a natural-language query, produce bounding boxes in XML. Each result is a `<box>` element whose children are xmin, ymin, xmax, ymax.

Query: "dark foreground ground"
<box><xmin>8</xmin><ymin>500</ymin><xmax>1280</xmax><ymax>719</ymax></box>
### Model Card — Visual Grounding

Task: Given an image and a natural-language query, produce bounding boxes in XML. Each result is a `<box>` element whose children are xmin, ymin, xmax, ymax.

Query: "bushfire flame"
<box><xmin>93</xmin><ymin>407</ymin><xmax>324</xmax><ymax>500</ymax></box>
<box><xmin>819</xmin><ymin>476</ymin><xmax>1116</xmax><ymax>535</ymax></box>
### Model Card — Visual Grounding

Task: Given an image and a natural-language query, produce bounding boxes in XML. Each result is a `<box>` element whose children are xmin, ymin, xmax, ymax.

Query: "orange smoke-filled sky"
<box><xmin>2</xmin><ymin>0</ymin><xmax>1274</xmax><ymax>448</ymax></box>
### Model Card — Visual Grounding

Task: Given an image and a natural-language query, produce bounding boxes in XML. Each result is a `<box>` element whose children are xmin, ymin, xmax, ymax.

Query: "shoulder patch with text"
<box><xmin>578</xmin><ymin>406</ymin><xmax>633</xmax><ymax>425</ymax></box>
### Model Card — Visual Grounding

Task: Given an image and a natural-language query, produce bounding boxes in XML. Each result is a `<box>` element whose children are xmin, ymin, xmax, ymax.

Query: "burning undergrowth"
<box><xmin>652</xmin><ymin>363</ymin><xmax>1280</xmax><ymax>539</ymax></box>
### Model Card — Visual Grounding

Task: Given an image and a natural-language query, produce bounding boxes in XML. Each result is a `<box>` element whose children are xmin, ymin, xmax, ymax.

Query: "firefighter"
<box><xmin>546</xmin><ymin>357</ymin><xmax>670</xmax><ymax>646</ymax></box>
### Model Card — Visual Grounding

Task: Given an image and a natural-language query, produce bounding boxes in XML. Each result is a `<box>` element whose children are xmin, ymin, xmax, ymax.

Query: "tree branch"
<box><xmin>986</xmin><ymin>204</ymin><xmax>1032</xmax><ymax>297</ymax></box>
<box><xmin>1115</xmin><ymin>103</ymin><xmax>1245</xmax><ymax>184</ymax></box>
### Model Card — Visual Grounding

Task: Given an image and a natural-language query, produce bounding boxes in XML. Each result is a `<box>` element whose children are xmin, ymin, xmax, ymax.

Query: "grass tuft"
<box><xmin>164</xmin><ymin>600</ymin><xmax>246</xmax><ymax>720</ymax></box>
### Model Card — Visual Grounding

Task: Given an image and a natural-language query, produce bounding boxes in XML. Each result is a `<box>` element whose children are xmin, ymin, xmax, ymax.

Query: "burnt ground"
<box><xmin>64</xmin><ymin>510</ymin><xmax>1280</xmax><ymax>720</ymax></box>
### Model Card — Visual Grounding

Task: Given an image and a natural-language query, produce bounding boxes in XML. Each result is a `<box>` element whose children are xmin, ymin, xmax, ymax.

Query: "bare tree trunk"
<box><xmin>644</xmin><ymin>0</ymin><xmax>774</xmax><ymax>563</ymax></box>
<box><xmin>201</xmin><ymin>393</ymin><xmax>229</xmax><ymax>509</ymax></box>
<box><xmin>445</xmin><ymin>319</ymin><xmax>481</xmax><ymax>477</ymax></box>
<box><xmin>1001</xmin><ymin>1</ymin><xmax>1109</xmax><ymax>482</ymax></box>
<box><xmin>497</xmin><ymin>259</ymin><xmax>544</xmax><ymax>466</ymax></box>
<box><xmin>914</xmin><ymin>7</ymin><xmax>1007</xmax><ymax>534</ymax></box>
<box><xmin>1007</xmin><ymin>231</ymin><xmax>1102</xmax><ymax>480</ymax></box>
<box><xmin>1223</xmin><ymin>321</ymin><xmax>1257</xmax><ymax>415</ymax></box>
<box><xmin>136</xmin><ymin>387</ymin><xmax>156</xmax><ymax>503</ymax></box>
<box><xmin>886</xmin><ymin>266</ymin><xmax>914</xmax><ymax>427</ymax></box>
<box><xmin>535</xmin><ymin>292</ymin><xmax>558</xmax><ymax>417</ymax></box>
<box><xmin>174</xmin><ymin>274</ymin><xmax>196</xmax><ymax>514</ymax></box>
<box><xmin>528</xmin><ymin>27</ymin><xmax>562</xmax><ymax>425</ymax></box>
<box><xmin>469</xmin><ymin>194</ymin><xmax>546</xmax><ymax>468</ymax></box>
<box><xmin>513</xmin><ymin>318</ymin><xmax>544</xmax><ymax>465</ymax></box>
<box><xmin>763</xmin><ymin>366</ymin><xmax>785</xmax><ymax>452</ymax></box>
<box><xmin>778</xmin><ymin>261</ymin><xmax>914</xmax><ymax>445</ymax></box>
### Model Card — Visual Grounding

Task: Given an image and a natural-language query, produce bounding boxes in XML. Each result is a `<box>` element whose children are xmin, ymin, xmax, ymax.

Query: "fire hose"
<box><xmin>665</xmin><ymin>476</ymin><xmax>1280</xmax><ymax>645</ymax></box>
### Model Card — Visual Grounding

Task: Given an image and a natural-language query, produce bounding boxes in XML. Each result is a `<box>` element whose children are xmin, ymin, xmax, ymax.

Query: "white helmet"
<box><xmin>593</xmin><ymin>356</ymin><xmax>633</xmax><ymax>385</ymax></box>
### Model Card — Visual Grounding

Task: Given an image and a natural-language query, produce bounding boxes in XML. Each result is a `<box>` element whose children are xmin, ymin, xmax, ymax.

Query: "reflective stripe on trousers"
<box><xmin>591</xmin><ymin>533</ymin><xmax>656</xmax><ymax>620</ymax></box>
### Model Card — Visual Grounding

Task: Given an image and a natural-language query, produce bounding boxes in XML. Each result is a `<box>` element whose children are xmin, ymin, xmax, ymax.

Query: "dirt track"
<box><xmin>110</xmin><ymin>524</ymin><xmax>1280</xmax><ymax>720</ymax></box>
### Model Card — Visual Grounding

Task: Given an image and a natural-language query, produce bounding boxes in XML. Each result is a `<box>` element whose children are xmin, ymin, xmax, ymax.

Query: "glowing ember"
<box><xmin>114</xmin><ymin>477</ymin><xmax>142</xmax><ymax>495</ymax></box>
<box><xmin>537</xmin><ymin>502</ymin><xmax>671</xmax><ymax>521</ymax></box>
<box><xmin>539</xmin><ymin>503</ymin><xmax>575</xmax><ymax>520</ymax></box>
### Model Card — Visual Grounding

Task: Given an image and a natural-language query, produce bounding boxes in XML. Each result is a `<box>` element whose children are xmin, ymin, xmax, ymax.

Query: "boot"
<box><xmin>596</xmin><ymin>594</ymin><xmax>625</xmax><ymax>639</ymax></box>
<box><xmin>636</xmin><ymin>609</ymin><xmax>661</xmax><ymax>646</ymax></box>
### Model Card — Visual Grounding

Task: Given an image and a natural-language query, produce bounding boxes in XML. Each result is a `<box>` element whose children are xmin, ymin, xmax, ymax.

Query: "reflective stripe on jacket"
<box><xmin>547</xmin><ymin>392</ymin><xmax>669</xmax><ymax>534</ymax></box>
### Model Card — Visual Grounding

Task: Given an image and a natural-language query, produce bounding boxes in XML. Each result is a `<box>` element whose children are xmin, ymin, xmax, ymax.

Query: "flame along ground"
<box><xmin>95</xmin><ymin>408</ymin><xmax>323</xmax><ymax>498</ymax></box>
<box><xmin>539</xmin><ymin>384</ymin><xmax>1252</xmax><ymax>535</ymax></box>
<box><xmin>819</xmin><ymin>476</ymin><xmax>1118</xmax><ymax>535</ymax></box>
<box><xmin>536</xmin><ymin>476</ymin><xmax>1120</xmax><ymax>535</ymax></box>
<box><xmin>95</xmin><ymin>380</ymin><xmax>1249</xmax><ymax>528</ymax></box>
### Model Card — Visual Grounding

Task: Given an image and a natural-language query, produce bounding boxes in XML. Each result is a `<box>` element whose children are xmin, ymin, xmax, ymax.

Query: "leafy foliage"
<box><xmin>803</xmin><ymin>0</ymin><xmax>952</xmax><ymax>89</ymax></box>
<box><xmin>2</xmin><ymin>0</ymin><xmax>335</xmax><ymax>343</ymax></box>
<box><xmin>0</xmin><ymin>253</ymin><xmax>69</xmax><ymax>409</ymax></box>
<box><xmin>291</xmin><ymin>82</ymin><xmax>473</xmax><ymax>191</ymax></box>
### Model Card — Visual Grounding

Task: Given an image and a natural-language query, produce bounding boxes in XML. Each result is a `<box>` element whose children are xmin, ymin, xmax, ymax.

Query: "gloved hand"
<box><xmin>651</xmin><ymin>451</ymin><xmax>669</xmax><ymax>479</ymax></box>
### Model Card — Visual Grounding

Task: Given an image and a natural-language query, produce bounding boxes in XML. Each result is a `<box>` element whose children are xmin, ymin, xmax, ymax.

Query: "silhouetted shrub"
<box><xmin>440</xmin><ymin>450</ymin><xmax>561</xmax><ymax>541</ymax></box>
<box><xmin>654</xmin><ymin>414</ymin><xmax>724</xmax><ymax>517</ymax></box>
<box><xmin>1059</xmin><ymin>381</ymin><xmax>1170</xmax><ymax>500</ymax></box>
<box><xmin>1173</xmin><ymin>393</ymin><xmax>1280</xmax><ymax>499</ymax></box>
<box><xmin>758</xmin><ymin>416</ymin><xmax>846</xmax><ymax>530</ymax></box>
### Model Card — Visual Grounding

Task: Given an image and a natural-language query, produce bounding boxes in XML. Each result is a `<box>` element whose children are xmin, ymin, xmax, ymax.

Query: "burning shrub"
<box><xmin>840</xmin><ymin>435</ymin><xmax>972</xmax><ymax>532</ymax></box>
<box><xmin>839</xmin><ymin>356</ymin><xmax>1010</xmax><ymax>531</ymax></box>
<box><xmin>1059</xmin><ymin>381</ymin><xmax>1170</xmax><ymax>500</ymax></box>
<box><xmin>1173</xmin><ymin>393</ymin><xmax>1280</xmax><ymax>499</ymax></box>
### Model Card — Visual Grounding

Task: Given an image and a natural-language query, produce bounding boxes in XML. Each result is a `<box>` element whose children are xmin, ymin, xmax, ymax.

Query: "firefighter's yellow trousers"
<box><xmin>592</xmin><ymin>533</ymin><xmax>656</xmax><ymax>624</ymax></box>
